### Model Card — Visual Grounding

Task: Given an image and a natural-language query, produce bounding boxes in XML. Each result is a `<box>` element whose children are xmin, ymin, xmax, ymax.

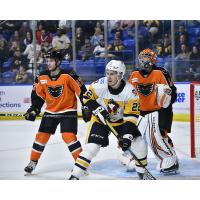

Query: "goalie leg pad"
<box><xmin>128</xmin><ymin>136</ymin><xmax>148</xmax><ymax>174</ymax></box>
<box><xmin>145</xmin><ymin>111</ymin><xmax>178</xmax><ymax>170</ymax></box>
<box><xmin>72</xmin><ymin>143</ymin><xmax>101</xmax><ymax>178</ymax></box>
<box><xmin>137</xmin><ymin>115</ymin><xmax>148</xmax><ymax>137</ymax></box>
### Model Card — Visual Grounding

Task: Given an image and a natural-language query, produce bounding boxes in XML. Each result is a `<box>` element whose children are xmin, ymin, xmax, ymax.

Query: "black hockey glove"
<box><xmin>93</xmin><ymin>106</ymin><xmax>109</xmax><ymax>125</ymax></box>
<box><xmin>82</xmin><ymin>105</ymin><xmax>92</xmax><ymax>122</ymax></box>
<box><xmin>24</xmin><ymin>106</ymin><xmax>40</xmax><ymax>121</ymax></box>
<box><xmin>119</xmin><ymin>134</ymin><xmax>134</xmax><ymax>151</ymax></box>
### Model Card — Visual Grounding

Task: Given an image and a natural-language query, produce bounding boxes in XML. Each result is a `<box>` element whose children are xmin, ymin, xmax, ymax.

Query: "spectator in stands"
<box><xmin>120</xmin><ymin>20</ymin><xmax>134</xmax><ymax>30</ymax></box>
<box><xmin>90</xmin><ymin>27</ymin><xmax>103</xmax><ymax>47</ymax></box>
<box><xmin>23</xmin><ymin>31</ymin><xmax>33</xmax><ymax>48</ymax></box>
<box><xmin>19</xmin><ymin>21</ymin><xmax>31</xmax><ymax>40</ymax></box>
<box><xmin>41</xmin><ymin>41</ymin><xmax>52</xmax><ymax>54</ymax></box>
<box><xmin>175</xmin><ymin>44</ymin><xmax>191</xmax><ymax>60</ymax></box>
<box><xmin>9</xmin><ymin>41</ymin><xmax>21</xmax><ymax>57</ymax></box>
<box><xmin>0</xmin><ymin>38</ymin><xmax>9</xmax><ymax>67</ymax></box>
<box><xmin>9</xmin><ymin>30</ymin><xmax>21</xmax><ymax>45</ymax></box>
<box><xmin>175</xmin><ymin>33</ymin><xmax>188</xmax><ymax>54</ymax></box>
<box><xmin>93</xmin><ymin>38</ymin><xmax>106</xmax><ymax>58</ymax></box>
<box><xmin>52</xmin><ymin>28</ymin><xmax>71</xmax><ymax>50</ymax></box>
<box><xmin>80</xmin><ymin>38</ymin><xmax>93</xmax><ymax>61</ymax></box>
<box><xmin>175</xmin><ymin>24</ymin><xmax>189</xmax><ymax>44</ymax></box>
<box><xmin>36</xmin><ymin>49</ymin><xmax>47</xmax><ymax>72</ymax></box>
<box><xmin>143</xmin><ymin>20</ymin><xmax>160</xmax><ymax>43</ymax></box>
<box><xmin>95</xmin><ymin>21</ymin><xmax>104</xmax><ymax>32</ymax></box>
<box><xmin>37</xmin><ymin>29</ymin><xmax>52</xmax><ymax>45</ymax></box>
<box><xmin>76</xmin><ymin>27</ymin><xmax>85</xmax><ymax>54</ymax></box>
<box><xmin>42</xmin><ymin>20</ymin><xmax>58</xmax><ymax>34</ymax></box>
<box><xmin>23</xmin><ymin>40</ymin><xmax>41</xmax><ymax>70</ymax></box>
<box><xmin>189</xmin><ymin>45</ymin><xmax>200</xmax><ymax>72</ymax></box>
<box><xmin>156</xmin><ymin>34</ymin><xmax>172</xmax><ymax>57</ymax></box>
<box><xmin>108</xmin><ymin>20</ymin><xmax>119</xmax><ymax>32</ymax></box>
<box><xmin>12</xmin><ymin>48</ymin><xmax>27</xmax><ymax>72</ymax></box>
<box><xmin>107</xmin><ymin>38</ymin><xmax>125</xmax><ymax>59</ymax></box>
<box><xmin>111</xmin><ymin>21</ymin><xmax>123</xmax><ymax>40</ymax></box>
<box><xmin>58</xmin><ymin>20</ymin><xmax>71</xmax><ymax>33</ymax></box>
<box><xmin>15</xmin><ymin>64</ymin><xmax>29</xmax><ymax>84</ymax></box>
<box><xmin>76</xmin><ymin>20</ymin><xmax>97</xmax><ymax>38</ymax></box>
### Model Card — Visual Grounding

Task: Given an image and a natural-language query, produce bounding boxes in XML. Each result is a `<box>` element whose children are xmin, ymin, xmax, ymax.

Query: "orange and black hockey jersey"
<box><xmin>31</xmin><ymin>69</ymin><xmax>86</xmax><ymax>114</ymax></box>
<box><xmin>128</xmin><ymin>69</ymin><xmax>169</xmax><ymax>112</ymax></box>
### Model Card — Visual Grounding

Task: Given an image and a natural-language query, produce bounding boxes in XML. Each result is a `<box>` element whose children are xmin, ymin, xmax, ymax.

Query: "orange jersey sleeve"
<box><xmin>36</xmin><ymin>73</ymin><xmax>80</xmax><ymax>113</ymax></box>
<box><xmin>128</xmin><ymin>70</ymin><xmax>168</xmax><ymax>112</ymax></box>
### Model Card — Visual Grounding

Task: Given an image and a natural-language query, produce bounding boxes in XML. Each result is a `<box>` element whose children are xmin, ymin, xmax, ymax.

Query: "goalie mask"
<box><xmin>138</xmin><ymin>49</ymin><xmax>157</xmax><ymax>76</ymax></box>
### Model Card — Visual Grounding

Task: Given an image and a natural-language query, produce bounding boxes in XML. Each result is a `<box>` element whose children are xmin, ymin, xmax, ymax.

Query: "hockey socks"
<box><xmin>30</xmin><ymin>132</ymin><xmax>51</xmax><ymax>161</ymax></box>
<box><xmin>62</xmin><ymin>132</ymin><xmax>82</xmax><ymax>160</ymax></box>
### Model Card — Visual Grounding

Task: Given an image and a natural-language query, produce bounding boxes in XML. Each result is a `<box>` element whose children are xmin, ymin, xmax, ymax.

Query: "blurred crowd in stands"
<box><xmin>0</xmin><ymin>20</ymin><xmax>200</xmax><ymax>84</ymax></box>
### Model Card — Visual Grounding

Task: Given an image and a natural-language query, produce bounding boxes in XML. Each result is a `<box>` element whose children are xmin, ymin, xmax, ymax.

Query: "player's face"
<box><xmin>106</xmin><ymin>70</ymin><xmax>119</xmax><ymax>87</ymax></box>
<box><xmin>139</xmin><ymin>55</ymin><xmax>153</xmax><ymax>73</ymax></box>
<box><xmin>139</xmin><ymin>55</ymin><xmax>151</xmax><ymax>66</ymax></box>
<box><xmin>47</xmin><ymin>58</ymin><xmax>57</xmax><ymax>71</ymax></box>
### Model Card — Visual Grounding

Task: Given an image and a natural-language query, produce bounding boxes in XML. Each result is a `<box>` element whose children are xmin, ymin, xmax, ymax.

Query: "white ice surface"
<box><xmin>0</xmin><ymin>120</ymin><xmax>200</xmax><ymax>180</ymax></box>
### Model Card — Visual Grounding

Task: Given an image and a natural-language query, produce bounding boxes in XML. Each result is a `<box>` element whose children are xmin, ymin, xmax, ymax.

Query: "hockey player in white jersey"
<box><xmin>69</xmin><ymin>60</ymin><xmax>148</xmax><ymax>180</ymax></box>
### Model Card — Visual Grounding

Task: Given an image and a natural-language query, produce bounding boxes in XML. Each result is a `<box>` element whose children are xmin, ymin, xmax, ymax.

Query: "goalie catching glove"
<box><xmin>24</xmin><ymin>106</ymin><xmax>40</xmax><ymax>121</ymax></box>
<box><xmin>156</xmin><ymin>84</ymin><xmax>172</xmax><ymax>108</ymax></box>
<box><xmin>119</xmin><ymin>134</ymin><xmax>134</xmax><ymax>151</ymax></box>
<box><xmin>93</xmin><ymin>106</ymin><xmax>110</xmax><ymax>125</ymax></box>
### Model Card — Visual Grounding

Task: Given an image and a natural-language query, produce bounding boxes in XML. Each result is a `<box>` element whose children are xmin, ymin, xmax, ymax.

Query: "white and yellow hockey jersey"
<box><xmin>83</xmin><ymin>77</ymin><xmax>140</xmax><ymax>125</ymax></box>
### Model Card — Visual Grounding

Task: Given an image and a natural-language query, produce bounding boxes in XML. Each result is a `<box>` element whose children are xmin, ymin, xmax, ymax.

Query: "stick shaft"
<box><xmin>106</xmin><ymin>120</ymin><xmax>156</xmax><ymax>180</ymax></box>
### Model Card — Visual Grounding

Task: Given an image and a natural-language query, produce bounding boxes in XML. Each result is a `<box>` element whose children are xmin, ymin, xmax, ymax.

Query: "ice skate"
<box><xmin>24</xmin><ymin>160</ymin><xmax>38</xmax><ymax>175</ymax></box>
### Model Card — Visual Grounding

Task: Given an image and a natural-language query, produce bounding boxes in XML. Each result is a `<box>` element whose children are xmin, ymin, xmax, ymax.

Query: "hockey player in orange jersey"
<box><xmin>24</xmin><ymin>49</ymin><xmax>87</xmax><ymax>174</ymax></box>
<box><xmin>128</xmin><ymin>49</ymin><xmax>179</xmax><ymax>174</ymax></box>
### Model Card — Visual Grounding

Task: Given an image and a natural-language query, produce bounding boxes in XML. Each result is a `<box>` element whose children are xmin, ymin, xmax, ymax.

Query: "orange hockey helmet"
<box><xmin>138</xmin><ymin>48</ymin><xmax>157</xmax><ymax>65</ymax></box>
<box><xmin>138</xmin><ymin>49</ymin><xmax>157</xmax><ymax>75</ymax></box>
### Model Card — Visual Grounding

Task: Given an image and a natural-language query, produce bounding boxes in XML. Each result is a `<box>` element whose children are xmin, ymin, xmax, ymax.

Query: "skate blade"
<box><xmin>24</xmin><ymin>172</ymin><xmax>34</xmax><ymax>176</ymax></box>
<box><xmin>160</xmin><ymin>170</ymin><xmax>180</xmax><ymax>176</ymax></box>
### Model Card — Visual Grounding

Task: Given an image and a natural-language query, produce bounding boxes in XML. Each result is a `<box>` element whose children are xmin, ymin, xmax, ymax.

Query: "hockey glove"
<box><xmin>119</xmin><ymin>134</ymin><xmax>134</xmax><ymax>151</ymax></box>
<box><xmin>82</xmin><ymin>105</ymin><xmax>92</xmax><ymax>122</ymax></box>
<box><xmin>24</xmin><ymin>106</ymin><xmax>40</xmax><ymax>121</ymax></box>
<box><xmin>93</xmin><ymin>106</ymin><xmax>109</xmax><ymax>125</ymax></box>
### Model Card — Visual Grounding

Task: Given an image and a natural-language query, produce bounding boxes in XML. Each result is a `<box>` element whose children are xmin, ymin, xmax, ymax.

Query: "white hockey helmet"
<box><xmin>105</xmin><ymin>60</ymin><xmax>126</xmax><ymax>79</ymax></box>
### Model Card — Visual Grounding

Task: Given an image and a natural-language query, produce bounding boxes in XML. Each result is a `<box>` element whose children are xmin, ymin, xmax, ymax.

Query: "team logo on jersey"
<box><xmin>136</xmin><ymin>83</ymin><xmax>155</xmax><ymax>96</ymax></box>
<box><xmin>47</xmin><ymin>85</ymin><xmax>64</xmax><ymax>98</ymax></box>
<box><xmin>107</xmin><ymin>99</ymin><xmax>120</xmax><ymax>115</ymax></box>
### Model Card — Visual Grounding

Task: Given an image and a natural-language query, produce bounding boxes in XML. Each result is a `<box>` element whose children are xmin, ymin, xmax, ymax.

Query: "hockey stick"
<box><xmin>0</xmin><ymin>113</ymin><xmax>27</xmax><ymax>117</ymax></box>
<box><xmin>0</xmin><ymin>113</ymin><xmax>78</xmax><ymax>118</ymax></box>
<box><xmin>106</xmin><ymin>120</ymin><xmax>156</xmax><ymax>180</ymax></box>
